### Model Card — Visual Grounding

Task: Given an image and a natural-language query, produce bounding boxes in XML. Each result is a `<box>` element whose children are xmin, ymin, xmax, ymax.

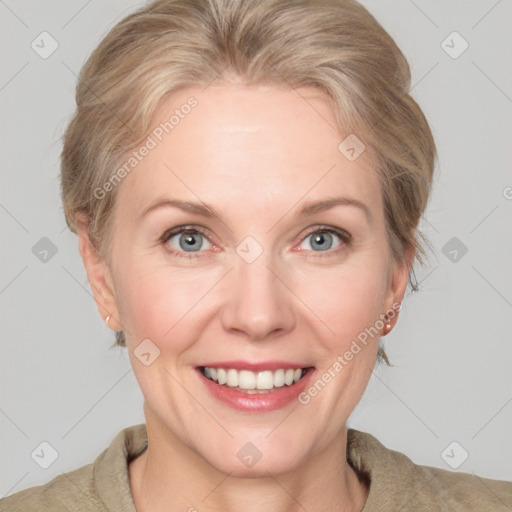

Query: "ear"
<box><xmin>383</xmin><ymin>244</ymin><xmax>415</xmax><ymax>331</ymax></box>
<box><xmin>76</xmin><ymin>213</ymin><xmax>122</xmax><ymax>331</ymax></box>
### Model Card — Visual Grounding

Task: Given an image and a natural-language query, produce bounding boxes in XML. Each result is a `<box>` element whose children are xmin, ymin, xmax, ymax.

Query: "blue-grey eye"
<box><xmin>300</xmin><ymin>230</ymin><xmax>343</xmax><ymax>252</ymax></box>
<box><xmin>167</xmin><ymin>230</ymin><xmax>212</xmax><ymax>252</ymax></box>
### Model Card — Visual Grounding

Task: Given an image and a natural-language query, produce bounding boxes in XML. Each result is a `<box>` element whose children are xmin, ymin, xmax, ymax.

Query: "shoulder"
<box><xmin>0</xmin><ymin>423</ymin><xmax>146</xmax><ymax>512</ymax></box>
<box><xmin>0</xmin><ymin>463</ymin><xmax>104</xmax><ymax>512</ymax></box>
<box><xmin>347</xmin><ymin>429</ymin><xmax>512</xmax><ymax>511</ymax></box>
<box><xmin>417</xmin><ymin>464</ymin><xmax>512</xmax><ymax>510</ymax></box>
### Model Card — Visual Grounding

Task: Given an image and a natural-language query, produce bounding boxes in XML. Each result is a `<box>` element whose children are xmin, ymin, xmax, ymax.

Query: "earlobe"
<box><xmin>75</xmin><ymin>214</ymin><xmax>122</xmax><ymax>331</ymax></box>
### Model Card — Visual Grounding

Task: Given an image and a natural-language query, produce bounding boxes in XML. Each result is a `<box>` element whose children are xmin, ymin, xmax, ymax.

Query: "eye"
<box><xmin>160</xmin><ymin>225</ymin><xmax>350</xmax><ymax>259</ymax></box>
<box><xmin>161</xmin><ymin>226</ymin><xmax>213</xmax><ymax>256</ymax></box>
<box><xmin>298</xmin><ymin>227</ymin><xmax>350</xmax><ymax>253</ymax></box>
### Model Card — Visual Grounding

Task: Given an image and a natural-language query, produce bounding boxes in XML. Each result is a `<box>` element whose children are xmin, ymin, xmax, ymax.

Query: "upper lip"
<box><xmin>198</xmin><ymin>360</ymin><xmax>313</xmax><ymax>372</ymax></box>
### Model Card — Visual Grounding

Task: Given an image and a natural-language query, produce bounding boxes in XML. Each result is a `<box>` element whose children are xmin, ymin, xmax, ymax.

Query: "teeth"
<box><xmin>217</xmin><ymin>368</ymin><xmax>226</xmax><ymax>385</ymax></box>
<box><xmin>268</xmin><ymin>369</ymin><xmax>283</xmax><ymax>388</ymax></box>
<box><xmin>240</xmin><ymin>370</ymin><xmax>257</xmax><ymax>389</ymax></box>
<box><xmin>201</xmin><ymin>366</ymin><xmax>307</xmax><ymax>390</ymax></box>
<box><xmin>226</xmin><ymin>369</ymin><xmax>238</xmax><ymax>387</ymax></box>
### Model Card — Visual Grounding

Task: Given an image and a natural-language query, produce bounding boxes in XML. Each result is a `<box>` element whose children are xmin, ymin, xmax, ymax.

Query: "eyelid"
<box><xmin>159</xmin><ymin>224</ymin><xmax>211</xmax><ymax>244</ymax></box>
<box><xmin>299</xmin><ymin>224</ymin><xmax>351</xmax><ymax>241</ymax></box>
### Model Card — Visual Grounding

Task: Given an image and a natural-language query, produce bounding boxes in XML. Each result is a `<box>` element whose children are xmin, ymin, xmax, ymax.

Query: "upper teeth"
<box><xmin>203</xmin><ymin>367</ymin><xmax>304</xmax><ymax>390</ymax></box>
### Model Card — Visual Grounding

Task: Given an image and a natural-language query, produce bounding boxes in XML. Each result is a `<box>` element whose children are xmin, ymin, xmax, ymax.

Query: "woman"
<box><xmin>1</xmin><ymin>0</ymin><xmax>510</xmax><ymax>510</ymax></box>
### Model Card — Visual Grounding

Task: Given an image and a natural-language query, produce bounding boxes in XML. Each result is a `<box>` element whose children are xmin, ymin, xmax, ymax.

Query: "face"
<box><xmin>80</xmin><ymin>83</ymin><xmax>410</xmax><ymax>477</ymax></box>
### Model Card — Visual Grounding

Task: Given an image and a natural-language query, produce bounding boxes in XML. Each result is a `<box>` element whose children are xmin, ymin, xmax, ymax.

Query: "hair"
<box><xmin>60</xmin><ymin>0</ymin><xmax>437</xmax><ymax>353</ymax></box>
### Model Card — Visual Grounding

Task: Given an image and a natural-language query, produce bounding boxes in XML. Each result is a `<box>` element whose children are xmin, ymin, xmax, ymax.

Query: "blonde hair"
<box><xmin>61</xmin><ymin>0</ymin><xmax>436</xmax><ymax>350</ymax></box>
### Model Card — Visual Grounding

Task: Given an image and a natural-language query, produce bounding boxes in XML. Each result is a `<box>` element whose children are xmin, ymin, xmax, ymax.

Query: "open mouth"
<box><xmin>198</xmin><ymin>366</ymin><xmax>313</xmax><ymax>394</ymax></box>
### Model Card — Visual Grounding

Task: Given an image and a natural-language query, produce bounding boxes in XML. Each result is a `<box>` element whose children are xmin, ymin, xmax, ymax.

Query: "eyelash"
<box><xmin>159</xmin><ymin>224</ymin><xmax>352</xmax><ymax>260</ymax></box>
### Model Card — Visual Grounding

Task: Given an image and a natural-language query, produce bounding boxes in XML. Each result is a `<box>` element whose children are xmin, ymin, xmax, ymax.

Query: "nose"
<box><xmin>220</xmin><ymin>253</ymin><xmax>296</xmax><ymax>342</ymax></box>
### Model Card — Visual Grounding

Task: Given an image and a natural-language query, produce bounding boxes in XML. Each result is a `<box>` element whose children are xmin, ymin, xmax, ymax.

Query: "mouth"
<box><xmin>197</xmin><ymin>365</ymin><xmax>313</xmax><ymax>394</ymax></box>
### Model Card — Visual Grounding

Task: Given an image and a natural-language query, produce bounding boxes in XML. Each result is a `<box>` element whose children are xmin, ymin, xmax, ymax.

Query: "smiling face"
<box><xmin>79</xmin><ymin>83</ymin><xmax>410</xmax><ymax>477</ymax></box>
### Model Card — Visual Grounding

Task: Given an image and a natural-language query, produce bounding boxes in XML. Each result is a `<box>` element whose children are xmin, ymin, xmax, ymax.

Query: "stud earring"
<box><xmin>105</xmin><ymin>315</ymin><xmax>111</xmax><ymax>326</ymax></box>
<box><xmin>383</xmin><ymin>320</ymin><xmax>392</xmax><ymax>335</ymax></box>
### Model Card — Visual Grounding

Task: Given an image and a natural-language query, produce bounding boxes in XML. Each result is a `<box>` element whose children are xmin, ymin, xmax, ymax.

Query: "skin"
<box><xmin>77</xmin><ymin>83</ymin><xmax>412</xmax><ymax>512</ymax></box>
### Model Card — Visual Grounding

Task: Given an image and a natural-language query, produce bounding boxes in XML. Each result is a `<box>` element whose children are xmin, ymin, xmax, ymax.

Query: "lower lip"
<box><xmin>196</xmin><ymin>368</ymin><xmax>315</xmax><ymax>412</ymax></box>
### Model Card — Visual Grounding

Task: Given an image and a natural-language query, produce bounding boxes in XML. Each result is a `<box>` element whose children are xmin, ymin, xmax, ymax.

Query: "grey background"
<box><xmin>1</xmin><ymin>0</ymin><xmax>511</xmax><ymax>498</ymax></box>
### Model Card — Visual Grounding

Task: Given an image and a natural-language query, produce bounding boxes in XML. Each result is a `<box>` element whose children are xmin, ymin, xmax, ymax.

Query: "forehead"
<box><xmin>116</xmin><ymin>84</ymin><xmax>381</xmax><ymax>218</ymax></box>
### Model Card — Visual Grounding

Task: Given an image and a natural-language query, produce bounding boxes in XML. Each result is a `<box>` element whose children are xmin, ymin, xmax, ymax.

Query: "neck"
<box><xmin>129</xmin><ymin>410</ymin><xmax>368</xmax><ymax>512</ymax></box>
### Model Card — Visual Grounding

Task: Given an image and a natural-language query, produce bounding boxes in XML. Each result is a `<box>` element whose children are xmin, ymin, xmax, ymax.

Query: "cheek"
<box><xmin>298</xmin><ymin>257</ymin><xmax>390</xmax><ymax>349</ymax></box>
<box><xmin>113</xmin><ymin>258</ymin><xmax>221</xmax><ymax>348</ymax></box>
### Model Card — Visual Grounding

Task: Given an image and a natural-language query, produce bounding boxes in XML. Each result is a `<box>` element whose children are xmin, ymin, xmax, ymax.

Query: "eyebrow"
<box><xmin>298</xmin><ymin>197</ymin><xmax>371</xmax><ymax>223</ymax></box>
<box><xmin>140</xmin><ymin>196</ymin><xmax>371</xmax><ymax>224</ymax></box>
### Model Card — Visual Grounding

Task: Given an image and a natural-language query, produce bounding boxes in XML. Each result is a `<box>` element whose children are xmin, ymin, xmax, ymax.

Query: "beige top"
<box><xmin>1</xmin><ymin>423</ymin><xmax>511</xmax><ymax>511</ymax></box>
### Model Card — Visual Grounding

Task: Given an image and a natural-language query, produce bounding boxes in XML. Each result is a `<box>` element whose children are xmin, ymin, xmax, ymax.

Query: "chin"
<box><xmin>196</xmin><ymin>436</ymin><xmax>311</xmax><ymax>478</ymax></box>
<box><xmin>208</xmin><ymin>453</ymin><xmax>302</xmax><ymax>478</ymax></box>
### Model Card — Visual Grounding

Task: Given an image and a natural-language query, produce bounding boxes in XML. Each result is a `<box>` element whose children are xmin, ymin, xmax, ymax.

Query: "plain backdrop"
<box><xmin>1</xmin><ymin>0</ymin><xmax>511</xmax><ymax>498</ymax></box>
